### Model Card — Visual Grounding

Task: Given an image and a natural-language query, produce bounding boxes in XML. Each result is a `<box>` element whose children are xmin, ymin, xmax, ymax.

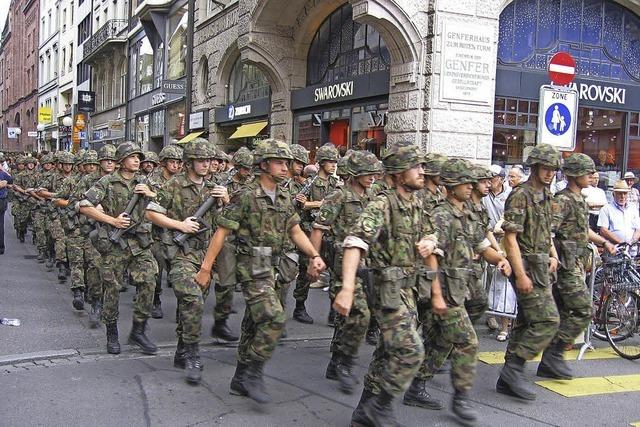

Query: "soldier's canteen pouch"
<box><xmin>525</xmin><ymin>253</ymin><xmax>550</xmax><ymax>287</ymax></box>
<box><xmin>442</xmin><ymin>267</ymin><xmax>471</xmax><ymax>306</ymax></box>
<box><xmin>277</xmin><ymin>252</ymin><xmax>299</xmax><ymax>283</ymax></box>
<box><xmin>251</xmin><ymin>246</ymin><xmax>273</xmax><ymax>279</ymax></box>
<box><xmin>417</xmin><ymin>267</ymin><xmax>437</xmax><ymax>302</ymax></box>
<box><xmin>378</xmin><ymin>266</ymin><xmax>406</xmax><ymax>310</ymax></box>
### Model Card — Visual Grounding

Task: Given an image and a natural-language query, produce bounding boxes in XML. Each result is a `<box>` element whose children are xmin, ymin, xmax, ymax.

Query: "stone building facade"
<box><xmin>1</xmin><ymin>0</ymin><xmax>40</xmax><ymax>153</ymax></box>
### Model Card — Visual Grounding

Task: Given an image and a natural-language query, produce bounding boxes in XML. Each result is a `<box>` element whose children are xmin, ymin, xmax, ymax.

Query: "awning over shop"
<box><xmin>229</xmin><ymin>121</ymin><xmax>268</xmax><ymax>139</ymax></box>
<box><xmin>176</xmin><ymin>131</ymin><xmax>204</xmax><ymax>144</ymax></box>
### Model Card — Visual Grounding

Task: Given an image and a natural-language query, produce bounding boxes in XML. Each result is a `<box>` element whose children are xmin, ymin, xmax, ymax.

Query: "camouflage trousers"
<box><xmin>151</xmin><ymin>241</ymin><xmax>169</xmax><ymax>298</ymax></box>
<box><xmin>12</xmin><ymin>202</ymin><xmax>32</xmax><ymax>235</ymax></box>
<box><xmin>507</xmin><ymin>282</ymin><xmax>560</xmax><ymax>360</ymax></box>
<box><xmin>84</xmin><ymin>240</ymin><xmax>103</xmax><ymax>303</ymax></box>
<box><xmin>213</xmin><ymin>240</ymin><xmax>236</xmax><ymax>322</ymax></box>
<box><xmin>33</xmin><ymin>210</ymin><xmax>48</xmax><ymax>253</ymax></box>
<box><xmin>551</xmin><ymin>262</ymin><xmax>591</xmax><ymax>345</ymax></box>
<box><xmin>99</xmin><ymin>246</ymin><xmax>158</xmax><ymax>324</ymax></box>
<box><xmin>293</xmin><ymin>252</ymin><xmax>311</xmax><ymax>303</ymax></box>
<box><xmin>169</xmin><ymin>257</ymin><xmax>209</xmax><ymax>345</ymax></box>
<box><xmin>67</xmin><ymin>233</ymin><xmax>101</xmax><ymax>295</ymax></box>
<box><xmin>51</xmin><ymin>216</ymin><xmax>67</xmax><ymax>263</ymax></box>
<box><xmin>364</xmin><ymin>288</ymin><xmax>424</xmax><ymax>396</ymax></box>
<box><xmin>418</xmin><ymin>306</ymin><xmax>479</xmax><ymax>393</ymax></box>
<box><xmin>329</xmin><ymin>277</ymin><xmax>370</xmax><ymax>358</ymax></box>
<box><xmin>237</xmin><ymin>260</ymin><xmax>285</xmax><ymax>364</ymax></box>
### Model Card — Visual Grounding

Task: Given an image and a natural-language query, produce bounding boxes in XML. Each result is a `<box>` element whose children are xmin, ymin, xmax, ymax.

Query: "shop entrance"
<box><xmin>324</xmin><ymin>119</ymin><xmax>349</xmax><ymax>155</ymax></box>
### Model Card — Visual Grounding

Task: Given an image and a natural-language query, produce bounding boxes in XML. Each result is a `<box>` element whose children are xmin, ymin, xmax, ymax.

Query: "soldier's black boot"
<box><xmin>174</xmin><ymin>337</ymin><xmax>187</xmax><ymax>369</ymax></box>
<box><xmin>211</xmin><ymin>319</ymin><xmax>239</xmax><ymax>342</ymax></box>
<box><xmin>244</xmin><ymin>360</ymin><xmax>272</xmax><ymax>404</ymax></box>
<box><xmin>351</xmin><ymin>388</ymin><xmax>375</xmax><ymax>427</ymax></box>
<box><xmin>72</xmin><ymin>289</ymin><xmax>84</xmax><ymax>311</ymax></box>
<box><xmin>496</xmin><ymin>353</ymin><xmax>536</xmax><ymax>400</ymax></box>
<box><xmin>151</xmin><ymin>295</ymin><xmax>163</xmax><ymax>319</ymax></box>
<box><xmin>403</xmin><ymin>377</ymin><xmax>443</xmax><ymax>410</ymax></box>
<box><xmin>89</xmin><ymin>300</ymin><xmax>102</xmax><ymax>329</ymax></box>
<box><xmin>365</xmin><ymin>324</ymin><xmax>379</xmax><ymax>346</ymax></box>
<box><xmin>293</xmin><ymin>301</ymin><xmax>314</xmax><ymax>324</ymax></box>
<box><xmin>128</xmin><ymin>320</ymin><xmax>158</xmax><ymax>355</ymax></box>
<box><xmin>362</xmin><ymin>388</ymin><xmax>400</xmax><ymax>427</ymax></box>
<box><xmin>336</xmin><ymin>354</ymin><xmax>359</xmax><ymax>395</ymax></box>
<box><xmin>46</xmin><ymin>257</ymin><xmax>54</xmax><ymax>270</ymax></box>
<box><xmin>37</xmin><ymin>251</ymin><xmax>45</xmax><ymax>263</ymax></box>
<box><xmin>230</xmin><ymin>361</ymin><xmax>249</xmax><ymax>396</ymax></box>
<box><xmin>325</xmin><ymin>352</ymin><xmax>339</xmax><ymax>380</ymax></box>
<box><xmin>57</xmin><ymin>262</ymin><xmax>67</xmax><ymax>282</ymax></box>
<box><xmin>452</xmin><ymin>390</ymin><xmax>478</xmax><ymax>425</ymax></box>
<box><xmin>537</xmin><ymin>340</ymin><xmax>573</xmax><ymax>380</ymax></box>
<box><xmin>106</xmin><ymin>323</ymin><xmax>121</xmax><ymax>354</ymax></box>
<box><xmin>184</xmin><ymin>343</ymin><xmax>203</xmax><ymax>385</ymax></box>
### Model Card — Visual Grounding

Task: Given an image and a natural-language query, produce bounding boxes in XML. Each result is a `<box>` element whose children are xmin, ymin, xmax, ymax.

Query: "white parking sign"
<box><xmin>537</xmin><ymin>85</ymin><xmax>579</xmax><ymax>151</ymax></box>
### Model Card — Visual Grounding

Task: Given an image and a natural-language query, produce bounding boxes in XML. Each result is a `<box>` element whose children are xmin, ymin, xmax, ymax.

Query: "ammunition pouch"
<box><xmin>442</xmin><ymin>267</ymin><xmax>472</xmax><ymax>307</ymax></box>
<box><xmin>376</xmin><ymin>267</ymin><xmax>415</xmax><ymax>310</ymax></box>
<box><xmin>524</xmin><ymin>253</ymin><xmax>550</xmax><ymax>287</ymax></box>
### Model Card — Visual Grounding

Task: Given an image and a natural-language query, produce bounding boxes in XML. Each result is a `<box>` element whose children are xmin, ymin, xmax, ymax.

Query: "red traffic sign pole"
<box><xmin>548</xmin><ymin>52</ymin><xmax>576</xmax><ymax>86</ymax></box>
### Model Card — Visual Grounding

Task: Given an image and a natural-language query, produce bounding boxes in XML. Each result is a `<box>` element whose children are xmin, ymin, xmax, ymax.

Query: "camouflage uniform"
<box><xmin>49</xmin><ymin>155</ymin><xmax>74</xmax><ymax>267</ymax></box>
<box><xmin>33</xmin><ymin>154</ymin><xmax>55</xmax><ymax>259</ymax></box>
<box><xmin>13</xmin><ymin>157</ymin><xmax>37</xmax><ymax>241</ymax></box>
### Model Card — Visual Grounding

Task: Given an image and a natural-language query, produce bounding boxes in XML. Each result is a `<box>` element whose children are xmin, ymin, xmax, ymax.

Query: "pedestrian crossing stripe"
<box><xmin>535</xmin><ymin>374</ymin><xmax>640</xmax><ymax>397</ymax></box>
<box><xmin>477</xmin><ymin>346</ymin><xmax>623</xmax><ymax>365</ymax></box>
<box><xmin>630</xmin><ymin>422</ymin><xmax>640</xmax><ymax>426</ymax></box>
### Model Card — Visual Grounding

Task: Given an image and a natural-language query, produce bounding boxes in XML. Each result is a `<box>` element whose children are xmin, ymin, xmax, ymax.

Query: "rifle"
<box><xmin>357</xmin><ymin>266</ymin><xmax>375</xmax><ymax>308</ymax></box>
<box><xmin>297</xmin><ymin>174</ymin><xmax>319</xmax><ymax>208</ymax></box>
<box><xmin>108</xmin><ymin>178</ymin><xmax>149</xmax><ymax>248</ymax></box>
<box><xmin>173</xmin><ymin>195</ymin><xmax>218</xmax><ymax>250</ymax></box>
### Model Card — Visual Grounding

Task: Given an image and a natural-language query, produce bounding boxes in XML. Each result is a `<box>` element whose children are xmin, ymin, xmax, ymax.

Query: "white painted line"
<box><xmin>549</xmin><ymin>63</ymin><xmax>576</xmax><ymax>74</ymax></box>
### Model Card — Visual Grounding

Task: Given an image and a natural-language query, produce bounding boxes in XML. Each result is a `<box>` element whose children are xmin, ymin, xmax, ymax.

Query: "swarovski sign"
<box><xmin>314</xmin><ymin>81</ymin><xmax>354</xmax><ymax>102</ymax></box>
<box><xmin>568</xmin><ymin>82</ymin><xmax>626</xmax><ymax>105</ymax></box>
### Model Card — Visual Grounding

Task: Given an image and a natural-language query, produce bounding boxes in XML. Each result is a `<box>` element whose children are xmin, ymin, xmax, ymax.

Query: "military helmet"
<box><xmin>525</xmin><ymin>144</ymin><xmax>562</xmax><ymax>169</ymax></box>
<box><xmin>57</xmin><ymin>151</ymin><xmax>75</xmax><ymax>165</ymax></box>
<box><xmin>182</xmin><ymin>137</ymin><xmax>211</xmax><ymax>161</ymax></box>
<box><xmin>440</xmin><ymin>158</ymin><xmax>477</xmax><ymax>186</ymax></box>
<box><xmin>115</xmin><ymin>141</ymin><xmax>145</xmax><ymax>163</ymax></box>
<box><xmin>315</xmin><ymin>144</ymin><xmax>339</xmax><ymax>163</ymax></box>
<box><xmin>98</xmin><ymin>144</ymin><xmax>117</xmax><ymax>161</ymax></box>
<box><xmin>290</xmin><ymin>144</ymin><xmax>309</xmax><ymax>165</ymax></box>
<box><xmin>205</xmin><ymin>143</ymin><xmax>226</xmax><ymax>161</ymax></box>
<box><xmin>232</xmin><ymin>147</ymin><xmax>253</xmax><ymax>169</ymax></box>
<box><xmin>84</xmin><ymin>150</ymin><xmax>99</xmax><ymax>165</ymax></box>
<box><xmin>382</xmin><ymin>142</ymin><xmax>422</xmax><ymax>174</ymax></box>
<box><xmin>423</xmin><ymin>153</ymin><xmax>448</xmax><ymax>176</ymax></box>
<box><xmin>471</xmin><ymin>164</ymin><xmax>493</xmax><ymax>181</ymax></box>
<box><xmin>563</xmin><ymin>153</ymin><xmax>596</xmax><ymax>177</ymax></box>
<box><xmin>143</xmin><ymin>151</ymin><xmax>160</xmax><ymax>164</ymax></box>
<box><xmin>254</xmin><ymin>138</ymin><xmax>293</xmax><ymax>163</ymax></box>
<box><xmin>336</xmin><ymin>150</ymin><xmax>354</xmax><ymax>177</ymax></box>
<box><xmin>75</xmin><ymin>149</ymin><xmax>86</xmax><ymax>165</ymax></box>
<box><xmin>40</xmin><ymin>153</ymin><xmax>54</xmax><ymax>165</ymax></box>
<box><xmin>347</xmin><ymin>150</ymin><xmax>382</xmax><ymax>177</ymax></box>
<box><xmin>23</xmin><ymin>155</ymin><xmax>37</xmax><ymax>165</ymax></box>
<box><xmin>159</xmin><ymin>145</ymin><xmax>183</xmax><ymax>162</ymax></box>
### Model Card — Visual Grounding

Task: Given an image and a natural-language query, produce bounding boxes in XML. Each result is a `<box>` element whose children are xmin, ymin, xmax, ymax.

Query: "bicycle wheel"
<box><xmin>604</xmin><ymin>290</ymin><xmax>640</xmax><ymax>360</ymax></box>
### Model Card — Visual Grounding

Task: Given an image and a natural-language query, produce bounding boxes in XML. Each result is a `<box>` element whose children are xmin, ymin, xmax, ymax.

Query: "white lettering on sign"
<box><xmin>440</xmin><ymin>21</ymin><xmax>495</xmax><ymax>105</ymax></box>
<box><xmin>151</xmin><ymin>93</ymin><xmax>166</xmax><ymax>106</ymax></box>
<box><xmin>235</xmin><ymin>105</ymin><xmax>251</xmax><ymax>116</ymax></box>
<box><xmin>568</xmin><ymin>82</ymin><xmax>626</xmax><ymax>105</ymax></box>
<box><xmin>314</xmin><ymin>81</ymin><xmax>354</xmax><ymax>102</ymax></box>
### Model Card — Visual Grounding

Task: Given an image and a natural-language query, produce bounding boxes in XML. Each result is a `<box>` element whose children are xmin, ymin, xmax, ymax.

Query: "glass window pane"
<box><xmin>138</xmin><ymin>37</ymin><xmax>153</xmax><ymax>95</ymax></box>
<box><xmin>167</xmin><ymin>6</ymin><xmax>188</xmax><ymax>79</ymax></box>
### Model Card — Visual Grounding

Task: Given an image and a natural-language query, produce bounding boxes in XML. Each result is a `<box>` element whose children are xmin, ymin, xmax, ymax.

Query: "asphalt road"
<box><xmin>1</xmin><ymin>212</ymin><xmax>639</xmax><ymax>427</ymax></box>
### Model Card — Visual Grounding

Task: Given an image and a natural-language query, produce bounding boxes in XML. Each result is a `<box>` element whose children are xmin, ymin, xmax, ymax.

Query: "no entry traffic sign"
<box><xmin>548</xmin><ymin>52</ymin><xmax>576</xmax><ymax>85</ymax></box>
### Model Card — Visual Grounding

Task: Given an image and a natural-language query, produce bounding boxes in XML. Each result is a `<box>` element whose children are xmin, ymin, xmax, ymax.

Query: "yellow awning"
<box><xmin>176</xmin><ymin>131</ymin><xmax>204</xmax><ymax>144</ymax></box>
<box><xmin>229</xmin><ymin>121</ymin><xmax>268</xmax><ymax>139</ymax></box>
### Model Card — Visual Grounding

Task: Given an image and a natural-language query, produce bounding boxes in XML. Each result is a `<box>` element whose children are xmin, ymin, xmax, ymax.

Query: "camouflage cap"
<box><xmin>254</xmin><ymin>138</ymin><xmax>293</xmax><ymax>163</ymax></box>
<box><xmin>382</xmin><ymin>142</ymin><xmax>422</xmax><ymax>174</ymax></box>
<box><xmin>57</xmin><ymin>151</ymin><xmax>75</xmax><ymax>165</ymax></box>
<box><xmin>231</xmin><ymin>146</ymin><xmax>253</xmax><ymax>169</ymax></box>
<box><xmin>471</xmin><ymin>164</ymin><xmax>493</xmax><ymax>181</ymax></box>
<box><xmin>563</xmin><ymin>153</ymin><xmax>596</xmax><ymax>177</ymax></box>
<box><xmin>83</xmin><ymin>150</ymin><xmax>99</xmax><ymax>165</ymax></box>
<box><xmin>315</xmin><ymin>144</ymin><xmax>339</xmax><ymax>163</ymax></box>
<box><xmin>348</xmin><ymin>150</ymin><xmax>382</xmax><ymax>176</ymax></box>
<box><xmin>290</xmin><ymin>144</ymin><xmax>310</xmax><ymax>165</ymax></box>
<box><xmin>182</xmin><ymin>137</ymin><xmax>211</xmax><ymax>161</ymax></box>
<box><xmin>525</xmin><ymin>144</ymin><xmax>562</xmax><ymax>169</ymax></box>
<box><xmin>143</xmin><ymin>151</ymin><xmax>160</xmax><ymax>164</ymax></box>
<box><xmin>158</xmin><ymin>145</ymin><xmax>183</xmax><ymax>161</ymax></box>
<box><xmin>40</xmin><ymin>153</ymin><xmax>55</xmax><ymax>164</ymax></box>
<box><xmin>422</xmin><ymin>153</ymin><xmax>448</xmax><ymax>176</ymax></box>
<box><xmin>440</xmin><ymin>158</ymin><xmax>477</xmax><ymax>186</ymax></box>
<box><xmin>98</xmin><ymin>144</ymin><xmax>117</xmax><ymax>161</ymax></box>
<box><xmin>115</xmin><ymin>141</ymin><xmax>145</xmax><ymax>163</ymax></box>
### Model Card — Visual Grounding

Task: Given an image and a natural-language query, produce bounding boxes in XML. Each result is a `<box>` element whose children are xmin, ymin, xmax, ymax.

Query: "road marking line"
<box><xmin>536</xmin><ymin>374</ymin><xmax>640</xmax><ymax>397</ymax></box>
<box><xmin>629</xmin><ymin>422</ymin><xmax>640</xmax><ymax>426</ymax></box>
<box><xmin>478</xmin><ymin>347</ymin><xmax>622</xmax><ymax>365</ymax></box>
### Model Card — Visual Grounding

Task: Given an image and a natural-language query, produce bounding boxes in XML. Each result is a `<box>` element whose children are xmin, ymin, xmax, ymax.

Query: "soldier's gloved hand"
<box><xmin>515</xmin><ymin>273</ymin><xmax>533</xmax><ymax>294</ymax></box>
<box><xmin>134</xmin><ymin>184</ymin><xmax>156</xmax><ymax>198</ymax></box>
<box><xmin>181</xmin><ymin>217</ymin><xmax>200</xmax><ymax>234</ymax></box>
<box><xmin>333</xmin><ymin>289</ymin><xmax>353</xmax><ymax>316</ymax></box>
<box><xmin>307</xmin><ymin>255</ymin><xmax>326</xmax><ymax>280</ymax></box>
<box><xmin>416</xmin><ymin>238</ymin><xmax>436</xmax><ymax>258</ymax></box>
<box><xmin>112</xmin><ymin>212</ymin><xmax>132</xmax><ymax>229</ymax></box>
<box><xmin>195</xmin><ymin>268</ymin><xmax>212</xmax><ymax>290</ymax></box>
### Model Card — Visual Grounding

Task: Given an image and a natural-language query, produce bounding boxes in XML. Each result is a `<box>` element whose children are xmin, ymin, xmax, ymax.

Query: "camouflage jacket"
<box><xmin>418</xmin><ymin>186</ymin><xmax>445</xmax><ymax>215</ymax></box>
<box><xmin>300</xmin><ymin>174</ymin><xmax>340</xmax><ymax>227</ymax></box>
<box><xmin>227</xmin><ymin>174</ymin><xmax>255</xmax><ymax>198</ymax></box>
<box><xmin>503</xmin><ymin>180</ymin><xmax>554</xmax><ymax>255</ymax></box>
<box><xmin>370</xmin><ymin>178</ymin><xmax>392</xmax><ymax>196</ymax></box>
<box><xmin>552</xmin><ymin>188</ymin><xmax>590</xmax><ymax>263</ymax></box>
<box><xmin>313</xmin><ymin>185</ymin><xmax>371</xmax><ymax>245</ymax></box>
<box><xmin>216</xmin><ymin>180</ymin><xmax>300</xmax><ymax>257</ymax></box>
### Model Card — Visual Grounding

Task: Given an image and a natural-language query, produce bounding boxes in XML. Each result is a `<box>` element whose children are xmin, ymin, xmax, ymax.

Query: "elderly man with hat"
<box><xmin>597</xmin><ymin>179</ymin><xmax>640</xmax><ymax>246</ymax></box>
<box><xmin>623</xmin><ymin>171</ymin><xmax>640</xmax><ymax>211</ymax></box>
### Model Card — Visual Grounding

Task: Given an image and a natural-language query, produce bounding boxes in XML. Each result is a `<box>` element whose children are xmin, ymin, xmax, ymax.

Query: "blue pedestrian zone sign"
<box><xmin>537</xmin><ymin>85</ymin><xmax>579</xmax><ymax>151</ymax></box>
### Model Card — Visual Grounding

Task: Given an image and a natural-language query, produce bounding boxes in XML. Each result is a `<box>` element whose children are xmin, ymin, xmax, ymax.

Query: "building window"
<box><xmin>77</xmin><ymin>16</ymin><xmax>91</xmax><ymax>45</ymax></box>
<box><xmin>119</xmin><ymin>59</ymin><xmax>127</xmax><ymax>104</ymax></box>
<box><xmin>77</xmin><ymin>63</ymin><xmax>91</xmax><ymax>84</ymax></box>
<box><xmin>137</xmin><ymin>37</ymin><xmax>154</xmax><ymax>95</ymax></box>
<box><xmin>136</xmin><ymin>114</ymin><xmax>150</xmax><ymax>149</ymax></box>
<box><xmin>168</xmin><ymin>102</ymin><xmax>186</xmax><ymax>142</ymax></box>
<box><xmin>228</xmin><ymin>58</ymin><xmax>270</xmax><ymax>103</ymax></box>
<box><xmin>68</xmin><ymin>43</ymin><xmax>74</xmax><ymax>72</ymax></box>
<box><xmin>129</xmin><ymin>44</ymin><xmax>138</xmax><ymax>99</ymax></box>
<box><xmin>197</xmin><ymin>55</ymin><xmax>209</xmax><ymax>102</ymax></box>
<box><xmin>154</xmin><ymin>43</ymin><xmax>164</xmax><ymax>88</ymax></box>
<box><xmin>167</xmin><ymin>6</ymin><xmax>188</xmax><ymax>79</ymax></box>
<box><xmin>207</xmin><ymin>0</ymin><xmax>229</xmax><ymax>15</ymax></box>
<box><xmin>61</xmin><ymin>48</ymin><xmax>66</xmax><ymax>76</ymax></box>
<box><xmin>150</xmin><ymin>110</ymin><xmax>164</xmax><ymax>138</ymax></box>
<box><xmin>306</xmin><ymin>3</ymin><xmax>390</xmax><ymax>86</ymax></box>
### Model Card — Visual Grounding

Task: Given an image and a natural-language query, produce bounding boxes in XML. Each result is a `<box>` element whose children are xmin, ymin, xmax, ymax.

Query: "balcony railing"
<box><xmin>83</xmin><ymin>19</ymin><xmax>127</xmax><ymax>59</ymax></box>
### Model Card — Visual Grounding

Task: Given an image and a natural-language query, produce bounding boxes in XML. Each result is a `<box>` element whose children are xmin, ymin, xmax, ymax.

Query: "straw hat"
<box><xmin>623</xmin><ymin>171</ymin><xmax>636</xmax><ymax>180</ymax></box>
<box><xmin>613</xmin><ymin>179</ymin><xmax>631</xmax><ymax>193</ymax></box>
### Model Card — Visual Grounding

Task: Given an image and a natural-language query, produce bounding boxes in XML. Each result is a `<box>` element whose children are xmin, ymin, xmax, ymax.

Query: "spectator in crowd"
<box><xmin>623</xmin><ymin>172</ymin><xmax>640</xmax><ymax>211</ymax></box>
<box><xmin>507</xmin><ymin>165</ymin><xmax>525</xmax><ymax>189</ymax></box>
<box><xmin>598</xmin><ymin>180</ymin><xmax>640</xmax><ymax>246</ymax></box>
<box><xmin>582</xmin><ymin>171</ymin><xmax>608</xmax><ymax>232</ymax></box>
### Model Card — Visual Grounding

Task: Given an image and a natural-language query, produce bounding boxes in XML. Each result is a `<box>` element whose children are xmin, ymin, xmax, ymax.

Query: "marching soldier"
<box><xmin>194</xmin><ymin>139</ymin><xmax>326</xmax><ymax>404</ymax></box>
<box><xmin>33</xmin><ymin>153</ymin><xmax>56</xmax><ymax>262</ymax></box>
<box><xmin>141</xmin><ymin>151</ymin><xmax>160</xmax><ymax>176</ymax></box>
<box><xmin>310</xmin><ymin>150</ymin><xmax>381</xmax><ymax>395</ymax></box>
<box><xmin>540</xmin><ymin>154</ymin><xmax>616</xmax><ymax>379</ymax></box>
<box><xmin>497</xmin><ymin>144</ymin><xmax>562</xmax><ymax>400</ymax></box>
<box><xmin>294</xmin><ymin>143</ymin><xmax>340</xmax><ymax>324</ymax></box>
<box><xmin>79</xmin><ymin>142</ymin><xmax>159</xmax><ymax>355</ymax></box>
